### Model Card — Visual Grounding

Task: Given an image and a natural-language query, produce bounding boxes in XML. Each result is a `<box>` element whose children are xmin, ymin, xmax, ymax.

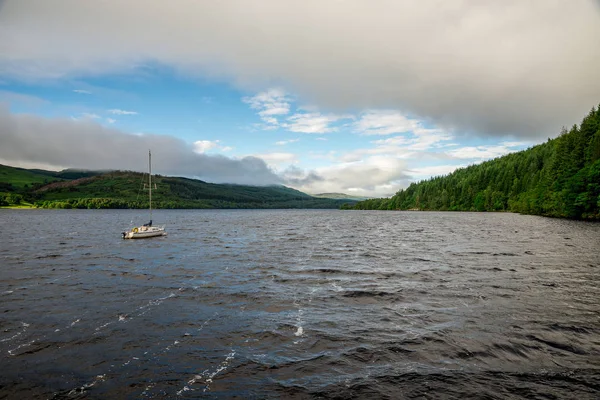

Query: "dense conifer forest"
<box><xmin>346</xmin><ymin>105</ymin><xmax>600</xmax><ymax>220</ymax></box>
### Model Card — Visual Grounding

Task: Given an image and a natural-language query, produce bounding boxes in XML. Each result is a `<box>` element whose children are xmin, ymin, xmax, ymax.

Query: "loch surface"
<box><xmin>1</xmin><ymin>209</ymin><xmax>599</xmax><ymax>399</ymax></box>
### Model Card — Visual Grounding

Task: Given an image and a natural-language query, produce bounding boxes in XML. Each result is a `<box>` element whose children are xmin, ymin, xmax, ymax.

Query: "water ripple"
<box><xmin>0</xmin><ymin>209</ymin><xmax>599</xmax><ymax>398</ymax></box>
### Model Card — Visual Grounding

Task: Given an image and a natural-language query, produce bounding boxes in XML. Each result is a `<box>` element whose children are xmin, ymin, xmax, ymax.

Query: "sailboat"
<box><xmin>122</xmin><ymin>150</ymin><xmax>167</xmax><ymax>239</ymax></box>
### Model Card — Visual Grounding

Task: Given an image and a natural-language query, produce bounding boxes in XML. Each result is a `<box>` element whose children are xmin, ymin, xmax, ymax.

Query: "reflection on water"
<box><xmin>1</xmin><ymin>209</ymin><xmax>599</xmax><ymax>398</ymax></box>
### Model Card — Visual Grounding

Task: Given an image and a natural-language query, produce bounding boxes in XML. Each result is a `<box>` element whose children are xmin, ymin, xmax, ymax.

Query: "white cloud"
<box><xmin>242</xmin><ymin>88</ymin><xmax>291</xmax><ymax>128</ymax></box>
<box><xmin>339</xmin><ymin>146</ymin><xmax>415</xmax><ymax>163</ymax></box>
<box><xmin>353</xmin><ymin>111</ymin><xmax>454</xmax><ymax>158</ymax></box>
<box><xmin>3</xmin><ymin>1</ymin><xmax>596</xmax><ymax>138</ymax></box>
<box><xmin>501</xmin><ymin>141</ymin><xmax>531</xmax><ymax>148</ymax></box>
<box><xmin>108</xmin><ymin>109</ymin><xmax>138</xmax><ymax>115</ymax></box>
<box><xmin>243</xmin><ymin>88</ymin><xmax>290</xmax><ymax>114</ymax></box>
<box><xmin>408</xmin><ymin>164</ymin><xmax>466</xmax><ymax>179</ymax></box>
<box><xmin>408</xmin><ymin>130</ymin><xmax>454</xmax><ymax>151</ymax></box>
<box><xmin>284</xmin><ymin>156</ymin><xmax>410</xmax><ymax>198</ymax></box>
<box><xmin>354</xmin><ymin>110</ymin><xmax>420</xmax><ymax>135</ymax></box>
<box><xmin>338</xmin><ymin>121</ymin><xmax>453</xmax><ymax>163</ymax></box>
<box><xmin>261</xmin><ymin>117</ymin><xmax>279</xmax><ymax>126</ymax></box>
<box><xmin>447</xmin><ymin>142</ymin><xmax>528</xmax><ymax>160</ymax></box>
<box><xmin>81</xmin><ymin>112</ymin><xmax>101</xmax><ymax>119</ymax></box>
<box><xmin>282</xmin><ymin>112</ymin><xmax>352</xmax><ymax>134</ymax></box>
<box><xmin>260</xmin><ymin>107</ymin><xmax>289</xmax><ymax>117</ymax></box>
<box><xmin>193</xmin><ymin>140</ymin><xmax>233</xmax><ymax>153</ymax></box>
<box><xmin>193</xmin><ymin>139</ymin><xmax>236</xmax><ymax>154</ymax></box>
<box><xmin>106</xmin><ymin>117</ymin><xmax>116</xmax><ymax>124</ymax></box>
<box><xmin>193</xmin><ymin>140</ymin><xmax>219</xmax><ymax>153</ymax></box>
<box><xmin>354</xmin><ymin>111</ymin><xmax>455</xmax><ymax>151</ymax></box>
<box><xmin>275</xmin><ymin>138</ymin><xmax>299</xmax><ymax>146</ymax></box>
<box><xmin>370</xmin><ymin>135</ymin><xmax>412</xmax><ymax>147</ymax></box>
<box><xmin>73</xmin><ymin>89</ymin><xmax>92</xmax><ymax>94</ymax></box>
<box><xmin>244</xmin><ymin>88</ymin><xmax>352</xmax><ymax>133</ymax></box>
<box><xmin>307</xmin><ymin>150</ymin><xmax>338</xmax><ymax>163</ymax></box>
<box><xmin>71</xmin><ymin>112</ymin><xmax>101</xmax><ymax>121</ymax></box>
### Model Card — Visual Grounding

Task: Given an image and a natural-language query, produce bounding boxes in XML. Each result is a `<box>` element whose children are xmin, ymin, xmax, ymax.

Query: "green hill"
<box><xmin>347</xmin><ymin>104</ymin><xmax>600</xmax><ymax>220</ymax></box>
<box><xmin>0</xmin><ymin>167</ymin><xmax>354</xmax><ymax>209</ymax></box>
<box><xmin>0</xmin><ymin>164</ymin><xmax>63</xmax><ymax>189</ymax></box>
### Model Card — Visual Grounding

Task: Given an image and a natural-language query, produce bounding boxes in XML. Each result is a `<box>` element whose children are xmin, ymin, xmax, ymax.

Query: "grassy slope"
<box><xmin>0</xmin><ymin>164</ymin><xmax>62</xmax><ymax>188</ymax></box>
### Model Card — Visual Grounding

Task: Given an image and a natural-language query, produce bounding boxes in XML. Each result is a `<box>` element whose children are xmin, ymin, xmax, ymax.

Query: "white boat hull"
<box><xmin>122</xmin><ymin>226</ymin><xmax>167</xmax><ymax>239</ymax></box>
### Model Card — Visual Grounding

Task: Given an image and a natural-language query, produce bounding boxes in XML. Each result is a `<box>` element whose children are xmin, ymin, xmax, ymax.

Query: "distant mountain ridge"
<box><xmin>312</xmin><ymin>193</ymin><xmax>371</xmax><ymax>200</ymax></box>
<box><xmin>0</xmin><ymin>165</ymin><xmax>356</xmax><ymax>209</ymax></box>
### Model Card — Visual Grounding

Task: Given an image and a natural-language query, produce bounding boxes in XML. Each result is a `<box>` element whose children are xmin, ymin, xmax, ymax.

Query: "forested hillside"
<box><xmin>0</xmin><ymin>168</ymin><xmax>353</xmax><ymax>209</ymax></box>
<box><xmin>346</xmin><ymin>105</ymin><xmax>600</xmax><ymax>220</ymax></box>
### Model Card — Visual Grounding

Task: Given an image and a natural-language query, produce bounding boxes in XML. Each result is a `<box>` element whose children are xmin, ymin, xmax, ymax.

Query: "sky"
<box><xmin>1</xmin><ymin>1</ymin><xmax>599</xmax><ymax>197</ymax></box>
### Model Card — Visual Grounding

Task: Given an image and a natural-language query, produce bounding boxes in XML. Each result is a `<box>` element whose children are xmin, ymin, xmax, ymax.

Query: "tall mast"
<box><xmin>149</xmin><ymin>149</ymin><xmax>152</xmax><ymax>220</ymax></box>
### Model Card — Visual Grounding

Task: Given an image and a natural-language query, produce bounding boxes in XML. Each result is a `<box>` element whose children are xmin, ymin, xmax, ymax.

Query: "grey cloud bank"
<box><xmin>0</xmin><ymin>107</ymin><xmax>405</xmax><ymax>196</ymax></box>
<box><xmin>1</xmin><ymin>0</ymin><xmax>599</xmax><ymax>139</ymax></box>
<box><xmin>0</xmin><ymin>107</ymin><xmax>281</xmax><ymax>186</ymax></box>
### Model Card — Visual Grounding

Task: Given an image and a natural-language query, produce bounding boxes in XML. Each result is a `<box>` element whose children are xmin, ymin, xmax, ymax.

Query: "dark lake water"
<box><xmin>1</xmin><ymin>209</ymin><xmax>599</xmax><ymax>399</ymax></box>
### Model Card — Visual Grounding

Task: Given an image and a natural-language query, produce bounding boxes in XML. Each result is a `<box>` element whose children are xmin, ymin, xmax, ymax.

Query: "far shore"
<box><xmin>0</xmin><ymin>204</ymin><xmax>35</xmax><ymax>209</ymax></box>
